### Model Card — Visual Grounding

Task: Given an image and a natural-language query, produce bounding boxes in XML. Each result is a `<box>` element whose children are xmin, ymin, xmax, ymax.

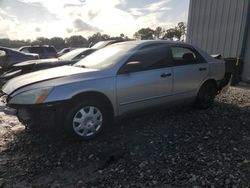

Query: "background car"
<box><xmin>0</xmin><ymin>48</ymin><xmax>97</xmax><ymax>82</ymax></box>
<box><xmin>19</xmin><ymin>45</ymin><xmax>57</xmax><ymax>59</ymax></box>
<box><xmin>90</xmin><ymin>40</ymin><xmax>127</xmax><ymax>49</ymax></box>
<box><xmin>0</xmin><ymin>40</ymin><xmax>231</xmax><ymax>140</ymax></box>
<box><xmin>0</xmin><ymin>46</ymin><xmax>39</xmax><ymax>71</ymax></box>
<box><xmin>57</xmin><ymin>48</ymin><xmax>72</xmax><ymax>57</ymax></box>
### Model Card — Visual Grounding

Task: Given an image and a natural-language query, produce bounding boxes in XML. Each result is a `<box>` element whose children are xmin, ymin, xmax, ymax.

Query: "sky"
<box><xmin>0</xmin><ymin>0</ymin><xmax>190</xmax><ymax>40</ymax></box>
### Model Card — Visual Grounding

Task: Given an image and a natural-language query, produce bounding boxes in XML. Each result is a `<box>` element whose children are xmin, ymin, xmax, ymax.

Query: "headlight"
<box><xmin>9</xmin><ymin>87</ymin><xmax>54</xmax><ymax>105</ymax></box>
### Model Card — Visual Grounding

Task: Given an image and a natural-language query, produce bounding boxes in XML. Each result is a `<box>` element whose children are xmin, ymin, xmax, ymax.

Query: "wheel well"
<box><xmin>70</xmin><ymin>91</ymin><xmax>114</xmax><ymax>116</ymax></box>
<box><xmin>202</xmin><ymin>79</ymin><xmax>218</xmax><ymax>91</ymax></box>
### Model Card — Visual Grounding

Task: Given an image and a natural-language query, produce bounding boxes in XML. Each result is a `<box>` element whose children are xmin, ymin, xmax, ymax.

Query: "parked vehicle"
<box><xmin>90</xmin><ymin>40</ymin><xmax>126</xmax><ymax>49</ymax></box>
<box><xmin>0</xmin><ymin>40</ymin><xmax>231</xmax><ymax>140</ymax></box>
<box><xmin>19</xmin><ymin>45</ymin><xmax>57</xmax><ymax>59</ymax></box>
<box><xmin>0</xmin><ymin>46</ymin><xmax>39</xmax><ymax>70</ymax></box>
<box><xmin>0</xmin><ymin>48</ymin><xmax>97</xmax><ymax>83</ymax></box>
<box><xmin>57</xmin><ymin>48</ymin><xmax>72</xmax><ymax>57</ymax></box>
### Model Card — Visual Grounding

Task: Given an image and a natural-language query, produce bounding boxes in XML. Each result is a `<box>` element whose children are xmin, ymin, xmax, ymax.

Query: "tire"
<box><xmin>64</xmin><ymin>99</ymin><xmax>111</xmax><ymax>140</ymax></box>
<box><xmin>196</xmin><ymin>82</ymin><xmax>217</xmax><ymax>109</ymax></box>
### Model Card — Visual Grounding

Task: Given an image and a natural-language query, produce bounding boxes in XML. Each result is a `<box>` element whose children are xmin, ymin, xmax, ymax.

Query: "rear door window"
<box><xmin>170</xmin><ymin>46</ymin><xmax>205</xmax><ymax>65</ymax></box>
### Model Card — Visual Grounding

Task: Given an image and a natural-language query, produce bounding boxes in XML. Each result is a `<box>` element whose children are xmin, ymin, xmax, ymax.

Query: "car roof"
<box><xmin>115</xmin><ymin>40</ymin><xmax>190</xmax><ymax>46</ymax></box>
<box><xmin>19</xmin><ymin>45</ymin><xmax>55</xmax><ymax>49</ymax></box>
<box><xmin>0</xmin><ymin>46</ymin><xmax>21</xmax><ymax>53</ymax></box>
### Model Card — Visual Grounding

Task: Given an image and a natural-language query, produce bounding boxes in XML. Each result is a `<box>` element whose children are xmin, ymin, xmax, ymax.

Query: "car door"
<box><xmin>116</xmin><ymin>44</ymin><xmax>173</xmax><ymax>115</ymax></box>
<box><xmin>170</xmin><ymin>45</ymin><xmax>209</xmax><ymax>96</ymax></box>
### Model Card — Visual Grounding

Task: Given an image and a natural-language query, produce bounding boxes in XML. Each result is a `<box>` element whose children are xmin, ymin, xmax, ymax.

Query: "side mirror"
<box><xmin>122</xmin><ymin>61</ymin><xmax>143</xmax><ymax>74</ymax></box>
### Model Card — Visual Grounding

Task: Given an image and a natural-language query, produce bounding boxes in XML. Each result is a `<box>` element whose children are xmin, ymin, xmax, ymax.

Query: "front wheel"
<box><xmin>64</xmin><ymin>100</ymin><xmax>110</xmax><ymax>140</ymax></box>
<box><xmin>195</xmin><ymin>82</ymin><xmax>217</xmax><ymax>109</ymax></box>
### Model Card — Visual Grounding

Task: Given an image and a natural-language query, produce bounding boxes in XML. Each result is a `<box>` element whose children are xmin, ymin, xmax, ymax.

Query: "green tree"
<box><xmin>32</xmin><ymin>37</ymin><xmax>50</xmax><ymax>45</ymax></box>
<box><xmin>163</xmin><ymin>28</ymin><xmax>177</xmax><ymax>40</ymax></box>
<box><xmin>133</xmin><ymin>28</ymin><xmax>155</xmax><ymax>40</ymax></box>
<box><xmin>162</xmin><ymin>22</ymin><xmax>186</xmax><ymax>40</ymax></box>
<box><xmin>154</xmin><ymin>27</ymin><xmax>164</xmax><ymax>39</ymax></box>
<box><xmin>120</xmin><ymin>33</ymin><xmax>125</xmax><ymax>38</ymax></box>
<box><xmin>65</xmin><ymin>35</ymin><xmax>88</xmax><ymax>47</ymax></box>
<box><xmin>175</xmin><ymin>22</ymin><xmax>186</xmax><ymax>40</ymax></box>
<box><xmin>49</xmin><ymin>37</ymin><xmax>66</xmax><ymax>50</ymax></box>
<box><xmin>0</xmin><ymin>38</ymin><xmax>31</xmax><ymax>48</ymax></box>
<box><xmin>88</xmin><ymin>32</ymin><xmax>111</xmax><ymax>46</ymax></box>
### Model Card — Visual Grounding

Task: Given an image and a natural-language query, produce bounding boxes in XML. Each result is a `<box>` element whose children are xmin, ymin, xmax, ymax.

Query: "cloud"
<box><xmin>73</xmin><ymin>18</ymin><xmax>101</xmax><ymax>32</ymax></box>
<box><xmin>129</xmin><ymin>8</ymin><xmax>143</xmax><ymax>17</ymax></box>
<box><xmin>63</xmin><ymin>3</ymin><xmax>83</xmax><ymax>8</ymax></box>
<box><xmin>0</xmin><ymin>0</ymin><xmax>188</xmax><ymax>40</ymax></box>
<box><xmin>35</xmin><ymin>27</ymin><xmax>41</xmax><ymax>32</ymax></box>
<box><xmin>129</xmin><ymin>0</ymin><xmax>172</xmax><ymax>17</ymax></box>
<box><xmin>0</xmin><ymin>9</ymin><xmax>16</xmax><ymax>21</ymax></box>
<box><xmin>144</xmin><ymin>0</ymin><xmax>172</xmax><ymax>12</ymax></box>
<box><xmin>0</xmin><ymin>0</ymin><xmax>58</xmax><ymax>23</ymax></box>
<box><xmin>88</xmin><ymin>10</ymin><xmax>100</xmax><ymax>20</ymax></box>
<box><xmin>66</xmin><ymin>28</ymin><xmax>73</xmax><ymax>33</ymax></box>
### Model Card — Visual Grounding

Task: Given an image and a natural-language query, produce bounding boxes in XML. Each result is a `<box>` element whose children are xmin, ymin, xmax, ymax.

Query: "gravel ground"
<box><xmin>1</xmin><ymin>87</ymin><xmax>250</xmax><ymax>187</ymax></box>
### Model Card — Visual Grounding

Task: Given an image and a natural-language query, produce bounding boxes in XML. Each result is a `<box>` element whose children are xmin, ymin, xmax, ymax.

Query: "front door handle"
<box><xmin>161</xmin><ymin>73</ymin><xmax>172</xmax><ymax>78</ymax></box>
<box><xmin>199</xmin><ymin>67</ymin><xmax>207</xmax><ymax>71</ymax></box>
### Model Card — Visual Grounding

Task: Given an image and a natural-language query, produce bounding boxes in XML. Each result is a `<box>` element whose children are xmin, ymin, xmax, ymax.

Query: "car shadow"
<box><xmin>1</xmin><ymin>101</ymin><xmax>250</xmax><ymax>187</ymax></box>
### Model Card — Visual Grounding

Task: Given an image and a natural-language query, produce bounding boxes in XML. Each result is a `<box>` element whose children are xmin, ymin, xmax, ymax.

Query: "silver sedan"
<box><xmin>0</xmin><ymin>40</ymin><xmax>228</xmax><ymax>140</ymax></box>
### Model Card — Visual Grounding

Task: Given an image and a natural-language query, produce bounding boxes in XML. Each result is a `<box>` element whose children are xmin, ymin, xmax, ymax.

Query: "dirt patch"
<box><xmin>1</xmin><ymin>87</ymin><xmax>250</xmax><ymax>187</ymax></box>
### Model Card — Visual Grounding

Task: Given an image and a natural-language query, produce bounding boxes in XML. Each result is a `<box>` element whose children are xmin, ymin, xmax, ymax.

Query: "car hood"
<box><xmin>2</xmin><ymin>66</ymin><xmax>98</xmax><ymax>95</ymax></box>
<box><xmin>13</xmin><ymin>58</ymin><xmax>59</xmax><ymax>68</ymax></box>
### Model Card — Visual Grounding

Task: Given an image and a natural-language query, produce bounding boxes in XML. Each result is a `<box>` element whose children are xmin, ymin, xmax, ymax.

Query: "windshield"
<box><xmin>74</xmin><ymin>44</ymin><xmax>135</xmax><ymax>69</ymax></box>
<box><xmin>59</xmin><ymin>48</ymin><xmax>86</xmax><ymax>61</ymax></box>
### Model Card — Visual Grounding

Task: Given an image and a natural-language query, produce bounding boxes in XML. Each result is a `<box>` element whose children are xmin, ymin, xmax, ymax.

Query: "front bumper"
<box><xmin>1</xmin><ymin>98</ymin><xmax>68</xmax><ymax>130</ymax></box>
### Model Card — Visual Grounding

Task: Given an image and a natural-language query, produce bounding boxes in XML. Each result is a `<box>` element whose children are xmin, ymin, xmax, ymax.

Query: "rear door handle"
<box><xmin>161</xmin><ymin>73</ymin><xmax>172</xmax><ymax>78</ymax></box>
<box><xmin>199</xmin><ymin>67</ymin><xmax>207</xmax><ymax>71</ymax></box>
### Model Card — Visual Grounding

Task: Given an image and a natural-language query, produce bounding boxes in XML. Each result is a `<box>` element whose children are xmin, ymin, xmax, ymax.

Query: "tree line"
<box><xmin>0</xmin><ymin>22</ymin><xmax>186</xmax><ymax>50</ymax></box>
<box><xmin>134</xmin><ymin>22</ymin><xmax>186</xmax><ymax>40</ymax></box>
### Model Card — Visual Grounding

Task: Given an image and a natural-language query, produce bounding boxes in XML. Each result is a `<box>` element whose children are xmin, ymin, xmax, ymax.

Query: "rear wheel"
<box><xmin>196</xmin><ymin>82</ymin><xmax>217</xmax><ymax>109</ymax></box>
<box><xmin>64</xmin><ymin>99</ymin><xmax>110</xmax><ymax>140</ymax></box>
